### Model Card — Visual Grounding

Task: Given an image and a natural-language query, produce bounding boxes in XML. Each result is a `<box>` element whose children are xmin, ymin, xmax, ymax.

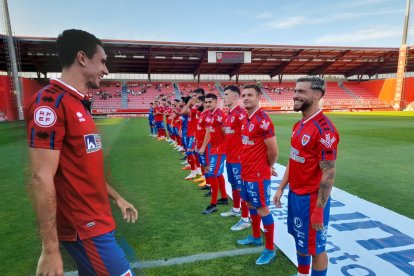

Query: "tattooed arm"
<box><xmin>311</xmin><ymin>160</ymin><xmax>336</xmax><ymax>231</ymax></box>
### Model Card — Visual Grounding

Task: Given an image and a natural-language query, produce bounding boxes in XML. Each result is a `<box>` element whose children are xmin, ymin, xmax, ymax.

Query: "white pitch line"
<box><xmin>65</xmin><ymin>247</ymin><xmax>265</xmax><ymax>275</ymax></box>
<box><xmin>132</xmin><ymin>247</ymin><xmax>265</xmax><ymax>269</ymax></box>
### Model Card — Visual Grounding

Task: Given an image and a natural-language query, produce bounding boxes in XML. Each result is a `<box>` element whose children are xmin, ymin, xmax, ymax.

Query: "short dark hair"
<box><xmin>150</xmin><ymin>102</ymin><xmax>154</xmax><ymax>105</ymax></box>
<box><xmin>194</xmin><ymin>88</ymin><xmax>205</xmax><ymax>96</ymax></box>
<box><xmin>242</xmin><ymin>84</ymin><xmax>262</xmax><ymax>95</ymax></box>
<box><xmin>205</xmin><ymin>93</ymin><xmax>217</xmax><ymax>100</ymax></box>
<box><xmin>182</xmin><ymin>96</ymin><xmax>191</xmax><ymax>104</ymax></box>
<box><xmin>198</xmin><ymin>96</ymin><xmax>205</xmax><ymax>102</ymax></box>
<box><xmin>56</xmin><ymin>29</ymin><xmax>103</xmax><ymax>68</ymax></box>
<box><xmin>224</xmin><ymin>85</ymin><xmax>240</xmax><ymax>95</ymax></box>
<box><xmin>296</xmin><ymin>76</ymin><xmax>326</xmax><ymax>96</ymax></box>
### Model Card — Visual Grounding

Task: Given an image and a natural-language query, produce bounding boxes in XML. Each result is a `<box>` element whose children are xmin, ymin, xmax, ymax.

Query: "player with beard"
<box><xmin>274</xmin><ymin>76</ymin><xmax>339</xmax><ymax>276</ymax></box>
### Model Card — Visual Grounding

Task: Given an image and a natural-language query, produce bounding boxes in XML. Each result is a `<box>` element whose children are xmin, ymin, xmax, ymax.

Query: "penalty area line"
<box><xmin>64</xmin><ymin>247</ymin><xmax>264</xmax><ymax>275</ymax></box>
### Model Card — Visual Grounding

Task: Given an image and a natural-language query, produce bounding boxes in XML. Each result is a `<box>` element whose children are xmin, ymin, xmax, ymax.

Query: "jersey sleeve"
<box><xmin>25</xmin><ymin>91</ymin><xmax>66</xmax><ymax>150</ymax></box>
<box><xmin>317</xmin><ymin>130</ymin><xmax>339</xmax><ymax>161</ymax></box>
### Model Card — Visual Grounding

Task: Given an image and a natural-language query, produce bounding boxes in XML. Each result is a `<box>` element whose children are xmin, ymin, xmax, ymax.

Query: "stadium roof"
<box><xmin>1</xmin><ymin>34</ymin><xmax>413</xmax><ymax>79</ymax></box>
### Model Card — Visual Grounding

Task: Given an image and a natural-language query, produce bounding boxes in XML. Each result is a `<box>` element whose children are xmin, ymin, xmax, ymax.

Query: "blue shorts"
<box><xmin>155</xmin><ymin>121</ymin><xmax>164</xmax><ymax>129</ymax></box>
<box><xmin>61</xmin><ymin>231</ymin><xmax>134</xmax><ymax>276</ymax></box>
<box><xmin>167</xmin><ymin>124</ymin><xmax>172</xmax><ymax>134</ymax></box>
<box><xmin>186</xmin><ymin>136</ymin><xmax>196</xmax><ymax>151</ymax></box>
<box><xmin>208</xmin><ymin>154</ymin><xmax>226</xmax><ymax>177</ymax></box>
<box><xmin>226</xmin><ymin>162</ymin><xmax>242</xmax><ymax>190</ymax></box>
<box><xmin>287</xmin><ymin>190</ymin><xmax>331</xmax><ymax>255</ymax></box>
<box><xmin>196</xmin><ymin>144</ymin><xmax>210</xmax><ymax>167</ymax></box>
<box><xmin>240</xmin><ymin>179</ymin><xmax>271</xmax><ymax>208</ymax></box>
<box><xmin>148</xmin><ymin>119</ymin><xmax>155</xmax><ymax>127</ymax></box>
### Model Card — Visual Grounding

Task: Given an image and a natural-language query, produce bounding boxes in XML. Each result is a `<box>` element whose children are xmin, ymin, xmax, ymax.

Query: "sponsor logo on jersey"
<box><xmin>301</xmin><ymin>134</ymin><xmax>310</xmax><ymax>146</ymax></box>
<box><xmin>76</xmin><ymin>111</ymin><xmax>86</xmax><ymax>122</ymax></box>
<box><xmin>290</xmin><ymin>146</ymin><xmax>305</xmax><ymax>163</ymax></box>
<box><xmin>84</xmin><ymin>134</ymin><xmax>102</xmax><ymax>153</ymax></box>
<box><xmin>86</xmin><ymin>221</ymin><xmax>96</xmax><ymax>228</ymax></box>
<box><xmin>34</xmin><ymin>106</ymin><xmax>57</xmax><ymax>127</ymax></box>
<box><xmin>224</xmin><ymin>127</ymin><xmax>234</xmax><ymax>134</ymax></box>
<box><xmin>242</xmin><ymin>135</ymin><xmax>254</xmax><ymax>145</ymax></box>
<box><xmin>260</xmin><ymin>120</ymin><xmax>270</xmax><ymax>130</ymax></box>
<box><xmin>320</xmin><ymin>133</ymin><xmax>336</xmax><ymax>148</ymax></box>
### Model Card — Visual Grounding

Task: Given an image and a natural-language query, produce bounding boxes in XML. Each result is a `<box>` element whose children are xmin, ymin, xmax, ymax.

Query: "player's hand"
<box><xmin>311</xmin><ymin>206</ymin><xmax>324</xmax><ymax>231</ymax></box>
<box><xmin>36</xmin><ymin>250</ymin><xmax>63</xmax><ymax>276</ymax></box>
<box><xmin>271</xmin><ymin>167</ymin><xmax>278</xmax><ymax>177</ymax></box>
<box><xmin>116</xmin><ymin>197</ymin><xmax>138</xmax><ymax>223</ymax></box>
<box><xmin>273</xmin><ymin>188</ymin><xmax>284</xmax><ymax>208</ymax></box>
<box><xmin>199</xmin><ymin>147</ymin><xmax>205</xmax><ymax>155</ymax></box>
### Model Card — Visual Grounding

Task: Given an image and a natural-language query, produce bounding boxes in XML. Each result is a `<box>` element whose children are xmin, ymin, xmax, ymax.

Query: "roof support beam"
<box><xmin>269</xmin><ymin>50</ymin><xmax>303</xmax><ymax>77</ymax></box>
<box><xmin>229</xmin><ymin>63</ymin><xmax>242</xmax><ymax>78</ymax></box>
<box><xmin>193</xmin><ymin>50</ymin><xmax>207</xmax><ymax>77</ymax></box>
<box><xmin>345</xmin><ymin>62</ymin><xmax>371</xmax><ymax>78</ymax></box>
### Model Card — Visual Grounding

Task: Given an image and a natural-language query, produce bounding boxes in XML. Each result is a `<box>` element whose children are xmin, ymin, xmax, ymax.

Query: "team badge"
<box><xmin>34</xmin><ymin>106</ymin><xmax>57</xmax><ymax>127</ymax></box>
<box><xmin>249</xmin><ymin>124</ymin><xmax>255</xmax><ymax>132</ymax></box>
<box><xmin>231</xmin><ymin>116</ymin><xmax>235</xmax><ymax>123</ymax></box>
<box><xmin>320</xmin><ymin>133</ymin><xmax>336</xmax><ymax>148</ymax></box>
<box><xmin>84</xmin><ymin>134</ymin><xmax>102</xmax><ymax>153</ymax></box>
<box><xmin>239</xmin><ymin>114</ymin><xmax>246</xmax><ymax>120</ymax></box>
<box><xmin>217</xmin><ymin>115</ymin><xmax>222</xmax><ymax>122</ymax></box>
<box><xmin>216</xmin><ymin>52</ymin><xmax>223</xmax><ymax>62</ymax></box>
<box><xmin>294</xmin><ymin>217</ymin><xmax>303</xmax><ymax>229</ymax></box>
<box><xmin>301</xmin><ymin>134</ymin><xmax>311</xmax><ymax>146</ymax></box>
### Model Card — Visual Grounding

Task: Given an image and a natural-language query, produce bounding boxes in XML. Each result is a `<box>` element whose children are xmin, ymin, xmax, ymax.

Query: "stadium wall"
<box><xmin>0</xmin><ymin>76</ymin><xmax>43</xmax><ymax>121</ymax></box>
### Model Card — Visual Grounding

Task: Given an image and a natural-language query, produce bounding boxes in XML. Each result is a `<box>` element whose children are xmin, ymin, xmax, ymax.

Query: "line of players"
<box><xmin>147</xmin><ymin>84</ymin><xmax>279</xmax><ymax>266</ymax></box>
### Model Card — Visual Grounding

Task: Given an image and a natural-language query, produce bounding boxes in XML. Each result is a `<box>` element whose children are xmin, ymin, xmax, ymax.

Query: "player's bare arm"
<box><xmin>106</xmin><ymin>182</ymin><xmax>138</xmax><ymax>223</ymax></box>
<box><xmin>311</xmin><ymin>160</ymin><xmax>336</xmax><ymax>231</ymax></box>
<box><xmin>199</xmin><ymin>127</ymin><xmax>210</xmax><ymax>155</ymax></box>
<box><xmin>264</xmin><ymin>136</ymin><xmax>279</xmax><ymax>170</ymax></box>
<box><xmin>273</xmin><ymin>162</ymin><xmax>289</xmax><ymax>208</ymax></box>
<box><xmin>28</xmin><ymin>148</ymin><xmax>64</xmax><ymax>276</ymax></box>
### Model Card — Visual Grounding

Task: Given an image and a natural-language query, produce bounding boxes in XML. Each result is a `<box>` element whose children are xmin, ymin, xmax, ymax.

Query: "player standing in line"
<box><xmin>25</xmin><ymin>29</ymin><xmax>137</xmax><ymax>276</ymax></box>
<box><xmin>164</xmin><ymin>100</ymin><xmax>174</xmax><ymax>144</ymax></box>
<box><xmin>274</xmin><ymin>76</ymin><xmax>339</xmax><ymax>276</ymax></box>
<box><xmin>220</xmin><ymin>85</ymin><xmax>251</xmax><ymax>231</ymax></box>
<box><xmin>153</xmin><ymin>100</ymin><xmax>166</xmax><ymax>140</ymax></box>
<box><xmin>194</xmin><ymin>95</ymin><xmax>210</xmax><ymax>188</ymax></box>
<box><xmin>237</xmin><ymin>84</ymin><xmax>278</xmax><ymax>265</ymax></box>
<box><xmin>181</xmin><ymin>92</ymin><xmax>201</xmax><ymax>180</ymax></box>
<box><xmin>199</xmin><ymin>93</ymin><xmax>228</xmax><ymax>214</ymax></box>
<box><xmin>180</xmin><ymin>96</ymin><xmax>191</xmax><ymax>169</ymax></box>
<box><xmin>148</xmin><ymin>102</ymin><xmax>156</xmax><ymax>137</ymax></box>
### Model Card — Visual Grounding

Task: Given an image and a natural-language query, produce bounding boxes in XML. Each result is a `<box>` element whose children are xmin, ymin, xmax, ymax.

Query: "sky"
<box><xmin>2</xmin><ymin>0</ymin><xmax>411</xmax><ymax>47</ymax></box>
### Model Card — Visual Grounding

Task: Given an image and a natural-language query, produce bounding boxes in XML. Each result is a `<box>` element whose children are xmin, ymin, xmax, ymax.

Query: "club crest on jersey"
<box><xmin>34</xmin><ymin>106</ymin><xmax>57</xmax><ymax>127</ymax></box>
<box><xmin>260</xmin><ymin>120</ymin><xmax>270</xmax><ymax>130</ymax></box>
<box><xmin>84</xmin><ymin>134</ymin><xmax>102</xmax><ymax>153</ymax></box>
<box><xmin>239</xmin><ymin>114</ymin><xmax>245</xmax><ymax>120</ymax></box>
<box><xmin>320</xmin><ymin>133</ymin><xmax>336</xmax><ymax>148</ymax></box>
<box><xmin>231</xmin><ymin>116</ymin><xmax>235</xmax><ymax>123</ymax></box>
<box><xmin>248</xmin><ymin>124</ymin><xmax>255</xmax><ymax>132</ymax></box>
<box><xmin>301</xmin><ymin>134</ymin><xmax>311</xmax><ymax>146</ymax></box>
<box><xmin>217</xmin><ymin>115</ymin><xmax>223</xmax><ymax>122</ymax></box>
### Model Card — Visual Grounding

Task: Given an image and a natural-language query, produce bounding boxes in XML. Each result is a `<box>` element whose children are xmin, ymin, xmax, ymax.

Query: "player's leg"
<box><xmin>184</xmin><ymin>137</ymin><xmax>197</xmax><ymax>179</ymax></box>
<box><xmin>215</xmin><ymin>155</ymin><xmax>228</xmax><ymax>204</ymax></box>
<box><xmin>220</xmin><ymin>162</ymin><xmax>241</xmax><ymax>217</ymax></box>
<box><xmin>236</xmin><ymin>181</ymin><xmax>262</xmax><ymax>246</ymax></box>
<box><xmin>202</xmin><ymin>153</ymin><xmax>219</xmax><ymax>214</ymax></box>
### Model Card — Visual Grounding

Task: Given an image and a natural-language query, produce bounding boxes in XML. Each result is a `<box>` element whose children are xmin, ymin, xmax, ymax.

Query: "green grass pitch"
<box><xmin>0</xmin><ymin>111</ymin><xmax>413</xmax><ymax>275</ymax></box>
